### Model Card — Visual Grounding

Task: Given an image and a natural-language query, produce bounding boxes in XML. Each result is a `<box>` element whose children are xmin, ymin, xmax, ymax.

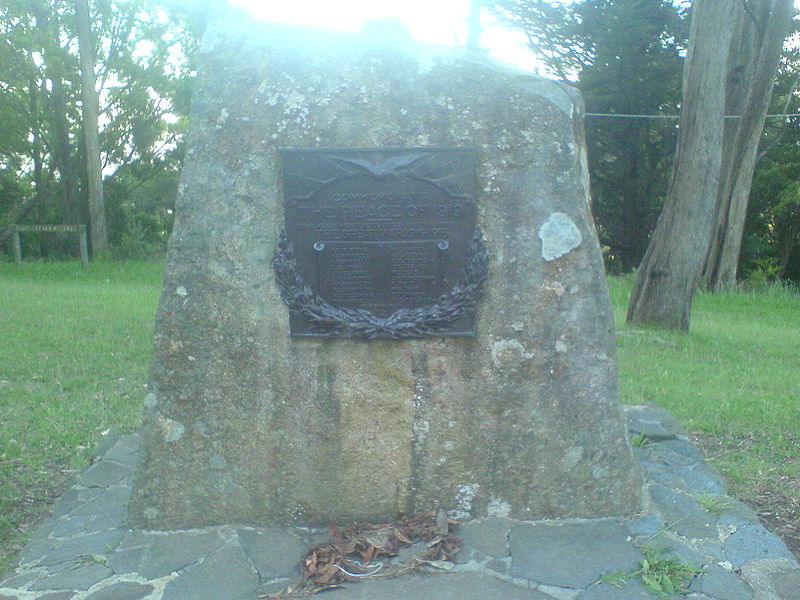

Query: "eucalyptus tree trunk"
<box><xmin>76</xmin><ymin>0</ymin><xmax>107</xmax><ymax>256</ymax></box>
<box><xmin>30</xmin><ymin>1</ymin><xmax>81</xmax><ymax>227</ymax></box>
<box><xmin>703</xmin><ymin>0</ymin><xmax>795</xmax><ymax>291</ymax></box>
<box><xmin>627</xmin><ymin>0</ymin><xmax>736</xmax><ymax>331</ymax></box>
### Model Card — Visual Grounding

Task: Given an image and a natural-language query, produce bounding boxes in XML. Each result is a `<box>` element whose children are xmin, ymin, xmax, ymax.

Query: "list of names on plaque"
<box><xmin>281</xmin><ymin>147</ymin><xmax>478</xmax><ymax>336</ymax></box>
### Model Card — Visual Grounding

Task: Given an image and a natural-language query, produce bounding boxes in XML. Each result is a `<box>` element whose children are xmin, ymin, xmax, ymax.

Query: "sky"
<box><xmin>227</xmin><ymin>0</ymin><xmax>542</xmax><ymax>72</ymax></box>
<box><xmin>227</xmin><ymin>0</ymin><xmax>800</xmax><ymax>75</ymax></box>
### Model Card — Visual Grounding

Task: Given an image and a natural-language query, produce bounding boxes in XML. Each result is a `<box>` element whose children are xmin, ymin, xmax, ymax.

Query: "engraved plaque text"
<box><xmin>278</xmin><ymin>147</ymin><xmax>481</xmax><ymax>338</ymax></box>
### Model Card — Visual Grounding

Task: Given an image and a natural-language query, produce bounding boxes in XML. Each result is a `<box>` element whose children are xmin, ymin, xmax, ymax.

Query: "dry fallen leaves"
<box><xmin>260</xmin><ymin>510</ymin><xmax>463</xmax><ymax>599</ymax></box>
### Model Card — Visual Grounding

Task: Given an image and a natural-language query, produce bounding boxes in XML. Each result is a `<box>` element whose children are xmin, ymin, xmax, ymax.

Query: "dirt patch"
<box><xmin>692</xmin><ymin>432</ymin><xmax>800</xmax><ymax>561</ymax></box>
<box><xmin>738</xmin><ymin>483</ymin><xmax>800</xmax><ymax>558</ymax></box>
<box><xmin>0</xmin><ymin>462</ymin><xmax>75</xmax><ymax>577</ymax></box>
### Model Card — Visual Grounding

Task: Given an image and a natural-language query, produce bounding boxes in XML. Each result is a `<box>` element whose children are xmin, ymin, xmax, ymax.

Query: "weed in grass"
<box><xmin>637</xmin><ymin>544</ymin><xmax>703</xmax><ymax>598</ymax></box>
<box><xmin>75</xmin><ymin>553</ymin><xmax>109</xmax><ymax>568</ymax></box>
<box><xmin>602</xmin><ymin>543</ymin><xmax>703</xmax><ymax>597</ymax></box>
<box><xmin>696</xmin><ymin>493</ymin><xmax>730</xmax><ymax>515</ymax></box>
<box><xmin>600</xmin><ymin>568</ymin><xmax>630</xmax><ymax>587</ymax></box>
<box><xmin>630</xmin><ymin>433</ymin><xmax>652</xmax><ymax>448</ymax></box>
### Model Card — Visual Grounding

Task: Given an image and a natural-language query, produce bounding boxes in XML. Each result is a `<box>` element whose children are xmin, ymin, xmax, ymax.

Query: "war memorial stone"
<box><xmin>129</xmin><ymin>19</ymin><xmax>644</xmax><ymax>529</ymax></box>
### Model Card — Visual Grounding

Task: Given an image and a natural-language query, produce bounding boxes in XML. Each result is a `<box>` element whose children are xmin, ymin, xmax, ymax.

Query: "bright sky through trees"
<box><xmin>228</xmin><ymin>0</ymin><xmax>541</xmax><ymax>71</ymax></box>
<box><xmin>229</xmin><ymin>0</ymin><xmax>800</xmax><ymax>71</ymax></box>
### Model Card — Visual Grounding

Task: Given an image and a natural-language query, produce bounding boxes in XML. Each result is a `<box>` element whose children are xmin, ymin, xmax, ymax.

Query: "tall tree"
<box><xmin>742</xmin><ymin>55</ymin><xmax>800</xmax><ymax>283</ymax></box>
<box><xmin>32</xmin><ymin>1</ymin><xmax>83</xmax><ymax>227</ymax></box>
<box><xmin>1</xmin><ymin>0</ymin><xmax>202</xmax><ymax>259</ymax></box>
<box><xmin>627</xmin><ymin>0</ymin><xmax>737</xmax><ymax>330</ymax></box>
<box><xmin>76</xmin><ymin>0</ymin><xmax>107</xmax><ymax>255</ymax></box>
<box><xmin>702</xmin><ymin>0</ymin><xmax>795</xmax><ymax>290</ymax></box>
<box><xmin>489</xmin><ymin>0</ymin><xmax>686</xmax><ymax>272</ymax></box>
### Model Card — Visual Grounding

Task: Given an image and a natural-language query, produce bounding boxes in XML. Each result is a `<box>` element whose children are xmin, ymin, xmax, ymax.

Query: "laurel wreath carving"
<box><xmin>273</xmin><ymin>228</ymin><xmax>488</xmax><ymax>339</ymax></box>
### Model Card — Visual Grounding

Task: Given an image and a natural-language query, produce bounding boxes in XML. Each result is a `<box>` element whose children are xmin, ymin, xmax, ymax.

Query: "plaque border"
<box><xmin>275</xmin><ymin>147</ymin><xmax>486</xmax><ymax>339</ymax></box>
<box><xmin>273</xmin><ymin>226</ymin><xmax>488</xmax><ymax>339</ymax></box>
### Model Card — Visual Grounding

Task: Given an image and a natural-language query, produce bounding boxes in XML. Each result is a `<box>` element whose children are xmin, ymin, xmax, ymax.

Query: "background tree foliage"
<box><xmin>492</xmin><ymin>0</ymin><xmax>688</xmax><ymax>272</ymax></box>
<box><xmin>745</xmin><ymin>50</ymin><xmax>800</xmax><ymax>281</ymax></box>
<box><xmin>2</xmin><ymin>0</ymin><xmax>799</xmax><ymax>285</ymax></box>
<box><xmin>0</xmin><ymin>0</ymin><xmax>210</xmax><ymax>259</ymax></box>
<box><xmin>492</xmin><ymin>0</ymin><xmax>799</xmax><ymax>284</ymax></box>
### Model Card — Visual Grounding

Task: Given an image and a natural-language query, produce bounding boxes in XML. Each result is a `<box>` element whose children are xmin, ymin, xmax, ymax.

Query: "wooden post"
<box><xmin>10</xmin><ymin>224</ymin><xmax>90</xmax><ymax>265</ymax></box>
<box><xmin>79</xmin><ymin>225</ymin><xmax>89</xmax><ymax>267</ymax></box>
<box><xmin>12</xmin><ymin>228</ymin><xmax>22</xmax><ymax>264</ymax></box>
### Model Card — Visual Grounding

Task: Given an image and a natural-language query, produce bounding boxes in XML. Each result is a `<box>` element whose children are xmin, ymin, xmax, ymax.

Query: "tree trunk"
<box><xmin>50</xmin><ymin>79</ymin><xmax>82</xmax><ymax>225</ymax></box>
<box><xmin>31</xmin><ymin>76</ymin><xmax>48</xmax><ymax>254</ymax></box>
<box><xmin>626</xmin><ymin>0</ymin><xmax>736</xmax><ymax>331</ymax></box>
<box><xmin>76</xmin><ymin>0</ymin><xmax>107</xmax><ymax>256</ymax></box>
<box><xmin>31</xmin><ymin>1</ymin><xmax>81</xmax><ymax>227</ymax></box>
<box><xmin>703</xmin><ymin>0</ymin><xmax>795</xmax><ymax>291</ymax></box>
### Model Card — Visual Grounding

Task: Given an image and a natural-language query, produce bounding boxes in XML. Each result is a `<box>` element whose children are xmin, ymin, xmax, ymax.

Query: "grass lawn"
<box><xmin>0</xmin><ymin>262</ymin><xmax>798</xmax><ymax>577</ymax></box>
<box><xmin>609</xmin><ymin>276</ymin><xmax>800</xmax><ymax>556</ymax></box>
<box><xmin>0</xmin><ymin>261</ymin><xmax>162</xmax><ymax>575</ymax></box>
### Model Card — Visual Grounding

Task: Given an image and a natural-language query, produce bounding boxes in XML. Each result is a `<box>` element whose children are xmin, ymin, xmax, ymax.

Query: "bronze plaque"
<box><xmin>274</xmin><ymin>148</ymin><xmax>486</xmax><ymax>338</ymax></box>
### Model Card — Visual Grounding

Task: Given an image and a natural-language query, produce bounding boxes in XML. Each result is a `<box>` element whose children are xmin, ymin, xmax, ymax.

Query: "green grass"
<box><xmin>609</xmin><ymin>276</ymin><xmax>800</xmax><ymax>517</ymax></box>
<box><xmin>0</xmin><ymin>260</ymin><xmax>162</xmax><ymax>575</ymax></box>
<box><xmin>0</xmin><ymin>264</ymin><xmax>798</xmax><ymax>577</ymax></box>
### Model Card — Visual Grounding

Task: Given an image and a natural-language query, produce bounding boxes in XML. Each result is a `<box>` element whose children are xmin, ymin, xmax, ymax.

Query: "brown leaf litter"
<box><xmin>260</xmin><ymin>510</ymin><xmax>463</xmax><ymax>599</ymax></box>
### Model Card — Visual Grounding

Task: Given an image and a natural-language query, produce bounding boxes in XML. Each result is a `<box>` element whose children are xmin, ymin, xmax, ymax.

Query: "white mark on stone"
<box><xmin>187</xmin><ymin>355</ymin><xmax>196</xmax><ymax>362</ymax></box>
<box><xmin>560</xmin><ymin>446</ymin><xmax>583</xmax><ymax>471</ymax></box>
<box><xmin>285</xmin><ymin>90</ymin><xmax>306</xmax><ymax>109</ymax></box>
<box><xmin>491</xmin><ymin>339</ymin><xmax>532</xmax><ymax>370</ymax></box>
<box><xmin>215</xmin><ymin>108</ymin><xmax>229</xmax><ymax>129</ymax></box>
<box><xmin>413</xmin><ymin>420</ymin><xmax>429</xmax><ymax>441</ymax></box>
<box><xmin>452</xmin><ymin>483</ymin><xmax>479</xmax><ymax>520</ymax></box>
<box><xmin>555</xmin><ymin>338</ymin><xmax>568</xmax><ymax>354</ymax></box>
<box><xmin>443</xmin><ymin>440</ymin><xmax>455</xmax><ymax>451</ymax></box>
<box><xmin>546</xmin><ymin>281</ymin><xmax>566</xmax><ymax>297</ymax></box>
<box><xmin>509</xmin><ymin>321</ymin><xmax>524</xmax><ymax>332</ymax></box>
<box><xmin>487</xmin><ymin>497</ymin><xmax>511</xmax><ymax>518</ymax></box>
<box><xmin>539</xmin><ymin>212</ymin><xmax>582</xmax><ymax>261</ymax></box>
<box><xmin>143</xmin><ymin>393</ymin><xmax>158</xmax><ymax>409</ymax></box>
<box><xmin>175</xmin><ymin>286</ymin><xmax>188</xmax><ymax>297</ymax></box>
<box><xmin>165</xmin><ymin>421</ymin><xmax>185</xmax><ymax>443</ymax></box>
<box><xmin>538</xmin><ymin>584</ymin><xmax>581</xmax><ymax>600</ymax></box>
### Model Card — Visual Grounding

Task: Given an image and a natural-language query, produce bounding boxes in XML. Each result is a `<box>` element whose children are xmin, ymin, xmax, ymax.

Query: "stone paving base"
<box><xmin>1</xmin><ymin>405</ymin><xmax>799</xmax><ymax>600</ymax></box>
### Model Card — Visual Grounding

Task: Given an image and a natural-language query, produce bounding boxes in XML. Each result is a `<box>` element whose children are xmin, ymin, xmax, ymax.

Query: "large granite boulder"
<box><xmin>129</xmin><ymin>19</ymin><xmax>643</xmax><ymax>528</ymax></box>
